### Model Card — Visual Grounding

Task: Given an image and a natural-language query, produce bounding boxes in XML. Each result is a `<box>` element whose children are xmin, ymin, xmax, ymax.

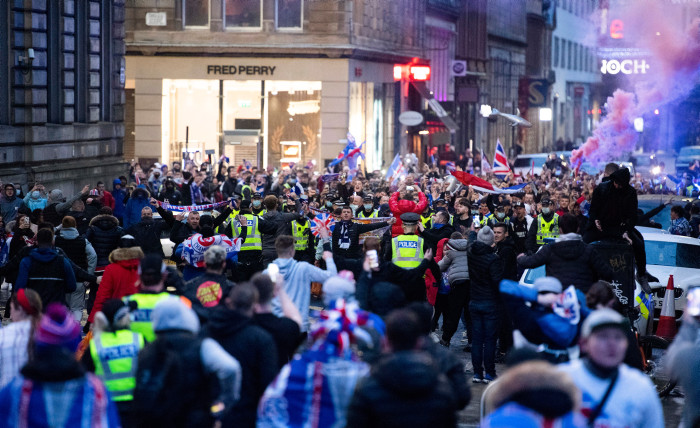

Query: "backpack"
<box><xmin>133</xmin><ymin>337</ymin><xmax>202</xmax><ymax>423</ymax></box>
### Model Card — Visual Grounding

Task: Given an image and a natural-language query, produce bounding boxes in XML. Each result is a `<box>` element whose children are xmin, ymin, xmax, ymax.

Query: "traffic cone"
<box><xmin>656</xmin><ymin>275</ymin><xmax>678</xmax><ymax>340</ymax></box>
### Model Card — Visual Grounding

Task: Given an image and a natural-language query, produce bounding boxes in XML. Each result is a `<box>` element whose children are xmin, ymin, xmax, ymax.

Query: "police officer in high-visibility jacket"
<box><xmin>123</xmin><ymin>254</ymin><xmax>191</xmax><ymax>342</ymax></box>
<box><xmin>526</xmin><ymin>197</ymin><xmax>560</xmax><ymax>253</ymax></box>
<box><xmin>83</xmin><ymin>299</ymin><xmax>145</xmax><ymax>427</ymax></box>
<box><xmin>291</xmin><ymin>213</ymin><xmax>315</xmax><ymax>264</ymax></box>
<box><xmin>251</xmin><ymin>192</ymin><xmax>267</xmax><ymax>217</ymax></box>
<box><xmin>357</xmin><ymin>195</ymin><xmax>378</xmax><ymax>219</ymax></box>
<box><xmin>391</xmin><ymin>213</ymin><xmax>425</xmax><ymax>269</ymax></box>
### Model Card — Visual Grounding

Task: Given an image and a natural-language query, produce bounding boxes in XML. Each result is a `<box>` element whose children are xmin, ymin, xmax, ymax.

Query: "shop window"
<box><xmin>276</xmin><ymin>0</ymin><xmax>302</xmax><ymax>30</ymax></box>
<box><xmin>185</xmin><ymin>0</ymin><xmax>210</xmax><ymax>28</ymax></box>
<box><xmin>225</xmin><ymin>0</ymin><xmax>262</xmax><ymax>29</ymax></box>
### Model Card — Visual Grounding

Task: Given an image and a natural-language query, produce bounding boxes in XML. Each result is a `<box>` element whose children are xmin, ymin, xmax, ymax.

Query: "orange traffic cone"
<box><xmin>656</xmin><ymin>275</ymin><xmax>678</xmax><ymax>340</ymax></box>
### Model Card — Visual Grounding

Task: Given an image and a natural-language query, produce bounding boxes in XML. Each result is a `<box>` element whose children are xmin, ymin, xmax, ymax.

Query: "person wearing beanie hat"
<box><xmin>0</xmin><ymin>289</ymin><xmax>42</xmax><ymax>389</ymax></box>
<box><xmin>54</xmin><ymin>215</ymin><xmax>98</xmax><ymax>320</ymax></box>
<box><xmin>134</xmin><ymin>297</ymin><xmax>242</xmax><ymax>428</ymax></box>
<box><xmin>81</xmin><ymin>299</ymin><xmax>145</xmax><ymax>427</ymax></box>
<box><xmin>0</xmin><ymin>303</ymin><xmax>121</xmax><ymax>427</ymax></box>
<box><xmin>559</xmin><ymin>309</ymin><xmax>663</xmax><ymax>428</ymax></box>
<box><xmin>184</xmin><ymin>245</ymin><xmax>235</xmax><ymax>323</ymax></box>
<box><xmin>466</xmin><ymin>222</ymin><xmax>503</xmax><ymax>384</ymax></box>
<box><xmin>43</xmin><ymin>184</ymin><xmax>91</xmax><ymax>228</ymax></box>
<box><xmin>477</xmin><ymin>225</ymin><xmax>495</xmax><ymax>246</ymax></box>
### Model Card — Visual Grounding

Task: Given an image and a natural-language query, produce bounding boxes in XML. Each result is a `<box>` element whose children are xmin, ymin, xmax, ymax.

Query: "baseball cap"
<box><xmin>580</xmin><ymin>308</ymin><xmax>626</xmax><ymax>337</ymax></box>
<box><xmin>534</xmin><ymin>277</ymin><xmax>562</xmax><ymax>294</ymax></box>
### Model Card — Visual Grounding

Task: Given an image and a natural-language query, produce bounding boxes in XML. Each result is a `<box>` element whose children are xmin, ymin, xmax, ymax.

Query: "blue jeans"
<box><xmin>470</xmin><ymin>299</ymin><xmax>499</xmax><ymax>376</ymax></box>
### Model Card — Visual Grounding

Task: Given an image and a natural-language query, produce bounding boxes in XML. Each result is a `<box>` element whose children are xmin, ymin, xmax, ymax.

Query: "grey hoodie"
<box><xmin>438</xmin><ymin>238</ymin><xmax>469</xmax><ymax>285</ymax></box>
<box><xmin>58</xmin><ymin>227</ymin><xmax>98</xmax><ymax>274</ymax></box>
<box><xmin>268</xmin><ymin>256</ymin><xmax>337</xmax><ymax>332</ymax></box>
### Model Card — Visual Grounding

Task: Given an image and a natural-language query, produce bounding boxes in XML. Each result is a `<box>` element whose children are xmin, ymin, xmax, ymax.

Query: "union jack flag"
<box><xmin>445</xmin><ymin>162</ymin><xmax>456</xmax><ymax>173</ymax></box>
<box><xmin>493</xmin><ymin>139</ymin><xmax>511</xmax><ymax>177</ymax></box>
<box><xmin>310</xmin><ymin>212</ymin><xmax>336</xmax><ymax>237</ymax></box>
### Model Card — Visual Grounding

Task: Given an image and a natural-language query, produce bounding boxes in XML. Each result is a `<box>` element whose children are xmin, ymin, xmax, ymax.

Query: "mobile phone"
<box><xmin>367</xmin><ymin>250</ymin><xmax>379</xmax><ymax>269</ymax></box>
<box><xmin>268</xmin><ymin>263</ymin><xmax>279</xmax><ymax>283</ymax></box>
<box><xmin>473</xmin><ymin>215</ymin><xmax>480</xmax><ymax>226</ymax></box>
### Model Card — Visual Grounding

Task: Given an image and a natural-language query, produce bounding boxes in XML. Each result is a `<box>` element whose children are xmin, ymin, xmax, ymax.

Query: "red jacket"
<box><xmin>425</xmin><ymin>237</ymin><xmax>451</xmax><ymax>306</ymax></box>
<box><xmin>88</xmin><ymin>246</ymin><xmax>144</xmax><ymax>322</ymax></box>
<box><xmin>389</xmin><ymin>191</ymin><xmax>429</xmax><ymax>237</ymax></box>
<box><xmin>101</xmin><ymin>190</ymin><xmax>115</xmax><ymax>210</ymax></box>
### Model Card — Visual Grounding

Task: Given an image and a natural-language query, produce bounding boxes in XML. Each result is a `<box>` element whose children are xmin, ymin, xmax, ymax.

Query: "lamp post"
<box><xmin>540</xmin><ymin>108</ymin><xmax>553</xmax><ymax>152</ymax></box>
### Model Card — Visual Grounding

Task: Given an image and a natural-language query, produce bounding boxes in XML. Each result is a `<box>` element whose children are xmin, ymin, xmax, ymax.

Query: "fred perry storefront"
<box><xmin>125</xmin><ymin>56</ymin><xmax>399</xmax><ymax>171</ymax></box>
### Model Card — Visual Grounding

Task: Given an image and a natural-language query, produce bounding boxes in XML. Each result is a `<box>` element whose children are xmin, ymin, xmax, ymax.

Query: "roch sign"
<box><xmin>601</xmin><ymin>59</ymin><xmax>650</xmax><ymax>75</ymax></box>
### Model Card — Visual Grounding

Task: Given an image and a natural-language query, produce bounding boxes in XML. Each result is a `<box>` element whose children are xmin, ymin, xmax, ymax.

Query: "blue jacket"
<box><xmin>16</xmin><ymin>247</ymin><xmax>77</xmax><ymax>294</ymax></box>
<box><xmin>0</xmin><ymin>373</ymin><xmax>120</xmax><ymax>427</ymax></box>
<box><xmin>123</xmin><ymin>187</ymin><xmax>153</xmax><ymax>230</ymax></box>
<box><xmin>112</xmin><ymin>179</ymin><xmax>127</xmax><ymax>220</ymax></box>
<box><xmin>500</xmin><ymin>280</ymin><xmax>590</xmax><ymax>348</ymax></box>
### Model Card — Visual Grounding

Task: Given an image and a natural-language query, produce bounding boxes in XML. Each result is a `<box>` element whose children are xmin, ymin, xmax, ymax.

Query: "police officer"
<box><xmin>420</xmin><ymin>204</ymin><xmax>433</xmax><ymax>229</ymax></box>
<box><xmin>251</xmin><ymin>192</ymin><xmax>266</xmax><ymax>217</ymax></box>
<box><xmin>488</xmin><ymin>204</ymin><xmax>511</xmax><ymax>229</ymax></box>
<box><xmin>83</xmin><ymin>299</ymin><xmax>145</xmax><ymax>427</ymax></box>
<box><xmin>232</xmin><ymin>200</ymin><xmax>264</xmax><ymax>281</ymax></box>
<box><xmin>526</xmin><ymin>197</ymin><xmax>559</xmax><ymax>253</ymax></box>
<box><xmin>124</xmin><ymin>254</ymin><xmax>188</xmax><ymax>342</ymax></box>
<box><xmin>390</xmin><ymin>213</ymin><xmax>425</xmax><ymax>269</ymax></box>
<box><xmin>678</xmin><ymin>173</ymin><xmax>700</xmax><ymax>197</ymax></box>
<box><xmin>357</xmin><ymin>195</ymin><xmax>378</xmax><ymax>218</ymax></box>
<box><xmin>291</xmin><ymin>213</ymin><xmax>315</xmax><ymax>263</ymax></box>
<box><xmin>477</xmin><ymin>200</ymin><xmax>494</xmax><ymax>227</ymax></box>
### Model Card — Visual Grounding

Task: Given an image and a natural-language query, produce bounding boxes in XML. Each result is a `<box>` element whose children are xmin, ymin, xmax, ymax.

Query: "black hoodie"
<box><xmin>205</xmin><ymin>306</ymin><xmax>278</xmax><ymax>428</ymax></box>
<box><xmin>517</xmin><ymin>234</ymin><xmax>614</xmax><ymax>293</ymax></box>
<box><xmin>346</xmin><ymin>351</ymin><xmax>458</xmax><ymax>428</ymax></box>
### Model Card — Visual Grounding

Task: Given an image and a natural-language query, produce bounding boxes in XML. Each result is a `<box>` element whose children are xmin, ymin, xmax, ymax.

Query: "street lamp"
<box><xmin>540</xmin><ymin>108</ymin><xmax>553</xmax><ymax>151</ymax></box>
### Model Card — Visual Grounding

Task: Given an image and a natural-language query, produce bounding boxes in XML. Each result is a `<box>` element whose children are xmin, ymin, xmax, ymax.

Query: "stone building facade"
<box><xmin>124</xmin><ymin>0</ymin><xmax>451</xmax><ymax>171</ymax></box>
<box><xmin>0</xmin><ymin>0</ymin><xmax>127</xmax><ymax>195</ymax></box>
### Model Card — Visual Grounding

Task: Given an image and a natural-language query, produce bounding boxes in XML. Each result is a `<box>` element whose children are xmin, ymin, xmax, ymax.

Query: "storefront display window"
<box><xmin>184</xmin><ymin>0</ymin><xmax>209</xmax><ymax>27</ymax></box>
<box><xmin>276</xmin><ymin>0</ymin><xmax>302</xmax><ymax>29</ymax></box>
<box><xmin>225</xmin><ymin>0</ymin><xmax>262</xmax><ymax>29</ymax></box>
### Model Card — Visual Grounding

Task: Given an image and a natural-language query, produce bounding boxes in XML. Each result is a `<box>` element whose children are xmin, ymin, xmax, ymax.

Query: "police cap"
<box><xmin>363</xmin><ymin>195</ymin><xmax>373</xmax><ymax>202</ymax></box>
<box><xmin>400</xmin><ymin>212</ymin><xmax>421</xmax><ymax>224</ymax></box>
<box><xmin>252</xmin><ymin>192</ymin><xmax>263</xmax><ymax>199</ymax></box>
<box><xmin>540</xmin><ymin>197</ymin><xmax>553</xmax><ymax>206</ymax></box>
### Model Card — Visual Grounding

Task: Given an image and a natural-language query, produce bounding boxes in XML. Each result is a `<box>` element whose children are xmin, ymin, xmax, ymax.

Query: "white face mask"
<box><xmin>252</xmin><ymin>200</ymin><xmax>262</xmax><ymax>208</ymax></box>
<box><xmin>541</xmin><ymin>207</ymin><xmax>551</xmax><ymax>215</ymax></box>
<box><xmin>349</xmin><ymin>204</ymin><xmax>359</xmax><ymax>212</ymax></box>
<box><xmin>364</xmin><ymin>204</ymin><xmax>373</xmax><ymax>211</ymax></box>
<box><xmin>496</xmin><ymin>212</ymin><xmax>506</xmax><ymax>219</ymax></box>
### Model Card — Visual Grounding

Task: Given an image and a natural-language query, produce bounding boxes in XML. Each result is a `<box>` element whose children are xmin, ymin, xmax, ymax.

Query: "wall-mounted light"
<box><xmin>17</xmin><ymin>48</ymin><xmax>34</xmax><ymax>75</ymax></box>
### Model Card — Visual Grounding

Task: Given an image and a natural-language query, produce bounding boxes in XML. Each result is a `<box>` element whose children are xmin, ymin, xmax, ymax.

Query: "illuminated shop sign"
<box><xmin>207</xmin><ymin>65</ymin><xmax>277</xmax><ymax>75</ymax></box>
<box><xmin>600</xmin><ymin>59</ymin><xmax>650</xmax><ymax>75</ymax></box>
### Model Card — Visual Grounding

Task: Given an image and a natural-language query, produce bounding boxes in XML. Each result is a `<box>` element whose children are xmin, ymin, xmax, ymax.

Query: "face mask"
<box><xmin>252</xmin><ymin>200</ymin><xmax>261</xmax><ymax>208</ymax></box>
<box><xmin>349</xmin><ymin>204</ymin><xmax>359</xmax><ymax>212</ymax></box>
<box><xmin>542</xmin><ymin>207</ymin><xmax>551</xmax><ymax>215</ymax></box>
<box><xmin>471</xmin><ymin>210</ymin><xmax>479</xmax><ymax>215</ymax></box>
<box><xmin>496</xmin><ymin>212</ymin><xmax>505</xmax><ymax>219</ymax></box>
<box><xmin>364</xmin><ymin>204</ymin><xmax>373</xmax><ymax>210</ymax></box>
<box><xmin>326</xmin><ymin>201</ymin><xmax>333</xmax><ymax>208</ymax></box>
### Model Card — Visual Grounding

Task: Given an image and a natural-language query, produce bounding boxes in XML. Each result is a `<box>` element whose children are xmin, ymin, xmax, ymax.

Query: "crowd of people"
<box><xmin>0</xmin><ymin>150</ymin><xmax>698</xmax><ymax>427</ymax></box>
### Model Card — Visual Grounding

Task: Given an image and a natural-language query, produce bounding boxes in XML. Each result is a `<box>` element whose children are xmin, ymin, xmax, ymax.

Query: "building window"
<box><xmin>47</xmin><ymin>1</ymin><xmax>62</xmax><ymax>123</ymax></box>
<box><xmin>0</xmin><ymin>2</ymin><xmax>8</xmax><ymax>125</ymax></box>
<box><xmin>75</xmin><ymin>1</ymin><xmax>88</xmax><ymax>123</ymax></box>
<box><xmin>567</xmin><ymin>41</ymin><xmax>572</xmax><ymax>69</ymax></box>
<box><xmin>185</xmin><ymin>0</ymin><xmax>210</xmax><ymax>28</ymax></box>
<box><xmin>574</xmin><ymin>43</ymin><xmax>578</xmax><ymax>70</ymax></box>
<box><xmin>553</xmin><ymin>37</ymin><xmax>559</xmax><ymax>68</ymax></box>
<box><xmin>276</xmin><ymin>0</ymin><xmax>302</xmax><ymax>29</ymax></box>
<box><xmin>225</xmin><ymin>0</ymin><xmax>262</xmax><ymax>29</ymax></box>
<box><xmin>100</xmin><ymin>0</ymin><xmax>112</xmax><ymax>121</ymax></box>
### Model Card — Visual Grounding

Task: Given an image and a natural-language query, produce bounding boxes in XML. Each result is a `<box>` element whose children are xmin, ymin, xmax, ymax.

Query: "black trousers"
<box><xmin>431</xmin><ymin>292</ymin><xmax>449</xmax><ymax>331</ymax></box>
<box><xmin>584</xmin><ymin>227</ymin><xmax>646</xmax><ymax>274</ymax></box>
<box><xmin>442</xmin><ymin>280</ymin><xmax>470</xmax><ymax>343</ymax></box>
